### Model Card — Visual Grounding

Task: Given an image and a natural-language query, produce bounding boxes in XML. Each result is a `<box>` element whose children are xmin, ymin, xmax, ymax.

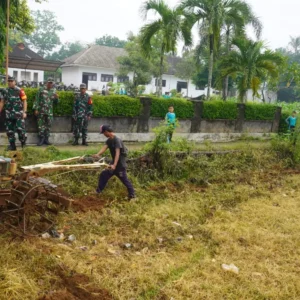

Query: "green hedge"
<box><xmin>24</xmin><ymin>89</ymin><xmax>141</xmax><ymax>117</ymax></box>
<box><xmin>23</xmin><ymin>89</ymin><xmax>278</xmax><ymax>121</ymax></box>
<box><xmin>245</xmin><ymin>103</ymin><xmax>277</xmax><ymax>120</ymax></box>
<box><xmin>150</xmin><ymin>97</ymin><xmax>194</xmax><ymax>118</ymax></box>
<box><xmin>203</xmin><ymin>101</ymin><xmax>237</xmax><ymax>119</ymax></box>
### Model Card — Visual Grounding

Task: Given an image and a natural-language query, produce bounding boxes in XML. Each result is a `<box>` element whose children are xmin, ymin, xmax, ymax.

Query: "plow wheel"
<box><xmin>17</xmin><ymin>183</ymin><xmax>62</xmax><ymax>236</ymax></box>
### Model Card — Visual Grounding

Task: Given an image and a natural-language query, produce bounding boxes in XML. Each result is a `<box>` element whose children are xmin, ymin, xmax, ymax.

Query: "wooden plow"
<box><xmin>0</xmin><ymin>156</ymin><xmax>108</xmax><ymax>236</ymax></box>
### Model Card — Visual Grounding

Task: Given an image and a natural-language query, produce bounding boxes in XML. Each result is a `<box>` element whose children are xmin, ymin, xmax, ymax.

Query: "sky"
<box><xmin>28</xmin><ymin>0</ymin><xmax>300</xmax><ymax>51</ymax></box>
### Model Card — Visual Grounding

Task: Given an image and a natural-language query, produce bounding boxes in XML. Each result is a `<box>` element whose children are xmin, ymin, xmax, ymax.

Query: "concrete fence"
<box><xmin>0</xmin><ymin>98</ymin><xmax>282</xmax><ymax>145</ymax></box>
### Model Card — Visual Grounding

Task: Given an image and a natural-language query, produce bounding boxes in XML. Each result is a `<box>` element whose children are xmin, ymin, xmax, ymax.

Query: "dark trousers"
<box><xmin>97</xmin><ymin>168</ymin><xmax>135</xmax><ymax>198</ymax></box>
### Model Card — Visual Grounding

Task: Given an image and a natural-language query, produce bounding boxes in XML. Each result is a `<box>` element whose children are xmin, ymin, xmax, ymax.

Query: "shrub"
<box><xmin>150</xmin><ymin>97</ymin><xmax>194</xmax><ymax>118</ymax></box>
<box><xmin>203</xmin><ymin>101</ymin><xmax>237</xmax><ymax>119</ymax></box>
<box><xmin>245</xmin><ymin>103</ymin><xmax>277</xmax><ymax>120</ymax></box>
<box><xmin>24</xmin><ymin>88</ymin><xmax>141</xmax><ymax>117</ymax></box>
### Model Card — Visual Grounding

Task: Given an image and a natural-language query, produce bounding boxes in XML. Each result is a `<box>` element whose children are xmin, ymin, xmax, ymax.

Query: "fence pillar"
<box><xmin>189</xmin><ymin>100</ymin><xmax>203</xmax><ymax>133</ymax></box>
<box><xmin>236</xmin><ymin>103</ymin><xmax>246</xmax><ymax>132</ymax></box>
<box><xmin>272</xmin><ymin>106</ymin><xmax>282</xmax><ymax>133</ymax></box>
<box><xmin>137</xmin><ymin>97</ymin><xmax>152</xmax><ymax>133</ymax></box>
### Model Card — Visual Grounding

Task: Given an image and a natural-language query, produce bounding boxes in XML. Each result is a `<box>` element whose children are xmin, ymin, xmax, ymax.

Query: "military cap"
<box><xmin>47</xmin><ymin>77</ymin><xmax>54</xmax><ymax>83</ymax></box>
<box><xmin>80</xmin><ymin>83</ymin><xmax>87</xmax><ymax>89</ymax></box>
<box><xmin>8</xmin><ymin>76</ymin><xmax>15</xmax><ymax>81</ymax></box>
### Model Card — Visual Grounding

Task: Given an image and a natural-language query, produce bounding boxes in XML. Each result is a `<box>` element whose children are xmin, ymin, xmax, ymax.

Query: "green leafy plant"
<box><xmin>245</xmin><ymin>103</ymin><xmax>277</xmax><ymax>120</ymax></box>
<box><xmin>203</xmin><ymin>101</ymin><xmax>237</xmax><ymax>119</ymax></box>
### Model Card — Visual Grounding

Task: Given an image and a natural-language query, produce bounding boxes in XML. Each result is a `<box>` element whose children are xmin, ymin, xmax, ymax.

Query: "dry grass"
<box><xmin>1</xmin><ymin>145</ymin><xmax>300</xmax><ymax>299</ymax></box>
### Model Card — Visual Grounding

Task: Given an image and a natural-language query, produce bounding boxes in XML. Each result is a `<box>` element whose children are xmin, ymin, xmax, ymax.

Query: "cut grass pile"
<box><xmin>0</xmin><ymin>143</ymin><xmax>300</xmax><ymax>299</ymax></box>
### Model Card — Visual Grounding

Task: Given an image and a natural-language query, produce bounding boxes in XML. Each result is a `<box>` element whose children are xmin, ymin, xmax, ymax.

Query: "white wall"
<box><xmin>62</xmin><ymin>66</ymin><xmax>81</xmax><ymax>86</ymax></box>
<box><xmin>145</xmin><ymin>74</ymin><xmax>206</xmax><ymax>97</ymax></box>
<box><xmin>8</xmin><ymin>68</ymin><xmax>44</xmax><ymax>82</ymax></box>
<box><xmin>62</xmin><ymin>65</ymin><xmax>207</xmax><ymax>96</ymax></box>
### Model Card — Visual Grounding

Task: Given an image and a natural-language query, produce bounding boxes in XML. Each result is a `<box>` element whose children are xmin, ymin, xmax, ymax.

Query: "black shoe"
<box><xmin>72</xmin><ymin>138</ymin><xmax>79</xmax><ymax>146</ymax></box>
<box><xmin>7</xmin><ymin>142</ymin><xmax>16</xmax><ymax>151</ymax></box>
<box><xmin>82</xmin><ymin>139</ymin><xmax>88</xmax><ymax>146</ymax></box>
<box><xmin>44</xmin><ymin>137</ymin><xmax>52</xmax><ymax>146</ymax></box>
<box><xmin>37</xmin><ymin>137</ymin><xmax>45</xmax><ymax>146</ymax></box>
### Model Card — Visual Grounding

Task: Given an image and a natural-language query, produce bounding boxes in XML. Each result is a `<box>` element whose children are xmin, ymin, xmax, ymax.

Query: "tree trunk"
<box><xmin>158</xmin><ymin>45</ymin><xmax>165</xmax><ymax>98</ymax></box>
<box><xmin>207</xmin><ymin>34</ymin><xmax>214</xmax><ymax>99</ymax></box>
<box><xmin>187</xmin><ymin>79</ymin><xmax>189</xmax><ymax>98</ymax></box>
<box><xmin>223</xmin><ymin>30</ymin><xmax>230</xmax><ymax>101</ymax></box>
<box><xmin>261</xmin><ymin>81</ymin><xmax>266</xmax><ymax>103</ymax></box>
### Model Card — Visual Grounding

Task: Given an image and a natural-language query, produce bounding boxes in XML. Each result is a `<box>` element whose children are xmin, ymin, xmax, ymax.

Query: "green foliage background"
<box><xmin>24</xmin><ymin>89</ymin><xmax>278</xmax><ymax>121</ymax></box>
<box><xmin>203</xmin><ymin>101</ymin><xmax>237</xmax><ymax>119</ymax></box>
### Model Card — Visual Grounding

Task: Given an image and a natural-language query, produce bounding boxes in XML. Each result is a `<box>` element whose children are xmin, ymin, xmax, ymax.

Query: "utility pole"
<box><xmin>6</xmin><ymin>0</ymin><xmax>10</xmax><ymax>85</ymax></box>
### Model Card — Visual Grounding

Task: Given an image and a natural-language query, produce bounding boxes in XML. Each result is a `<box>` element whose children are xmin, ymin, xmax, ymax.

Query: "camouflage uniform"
<box><xmin>73</xmin><ymin>92</ymin><xmax>93</xmax><ymax>140</ymax></box>
<box><xmin>0</xmin><ymin>87</ymin><xmax>27</xmax><ymax>144</ymax></box>
<box><xmin>33</xmin><ymin>86</ymin><xmax>59</xmax><ymax>138</ymax></box>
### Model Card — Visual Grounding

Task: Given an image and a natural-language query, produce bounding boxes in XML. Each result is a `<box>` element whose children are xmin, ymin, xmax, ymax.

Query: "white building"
<box><xmin>62</xmin><ymin>45</ymin><xmax>206</xmax><ymax>98</ymax></box>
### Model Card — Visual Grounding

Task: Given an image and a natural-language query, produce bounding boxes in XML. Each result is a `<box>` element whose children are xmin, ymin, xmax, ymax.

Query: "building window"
<box><xmin>83</xmin><ymin>72</ymin><xmax>97</xmax><ymax>81</ymax></box>
<box><xmin>21</xmin><ymin>71</ymin><xmax>31</xmax><ymax>81</ymax></box>
<box><xmin>101</xmin><ymin>74</ymin><xmax>114</xmax><ymax>82</ymax></box>
<box><xmin>33</xmin><ymin>72</ymin><xmax>38</xmax><ymax>82</ymax></box>
<box><xmin>155</xmin><ymin>79</ymin><xmax>166</xmax><ymax>87</ymax></box>
<box><xmin>13</xmin><ymin>71</ymin><xmax>18</xmax><ymax>80</ymax></box>
<box><xmin>117</xmin><ymin>76</ymin><xmax>129</xmax><ymax>83</ymax></box>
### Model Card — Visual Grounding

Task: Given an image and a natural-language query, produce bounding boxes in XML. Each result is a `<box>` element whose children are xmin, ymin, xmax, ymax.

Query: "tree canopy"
<box><xmin>95</xmin><ymin>35</ymin><xmax>127</xmax><ymax>48</ymax></box>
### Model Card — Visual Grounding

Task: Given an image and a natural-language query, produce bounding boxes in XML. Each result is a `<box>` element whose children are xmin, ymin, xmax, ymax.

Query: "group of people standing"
<box><xmin>0</xmin><ymin>77</ymin><xmax>93</xmax><ymax>150</ymax></box>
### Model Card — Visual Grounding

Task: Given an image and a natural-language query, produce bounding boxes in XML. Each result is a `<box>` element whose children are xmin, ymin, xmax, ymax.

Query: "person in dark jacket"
<box><xmin>92</xmin><ymin>125</ymin><xmax>135</xmax><ymax>199</ymax></box>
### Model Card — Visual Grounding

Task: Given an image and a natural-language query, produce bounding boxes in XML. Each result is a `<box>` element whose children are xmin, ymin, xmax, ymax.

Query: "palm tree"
<box><xmin>220</xmin><ymin>38</ymin><xmax>284</xmax><ymax>102</ymax></box>
<box><xmin>289</xmin><ymin>36</ymin><xmax>300</xmax><ymax>54</ymax></box>
<box><xmin>180</xmin><ymin>0</ymin><xmax>261</xmax><ymax>99</ymax></box>
<box><xmin>222</xmin><ymin>1</ymin><xmax>262</xmax><ymax>100</ymax></box>
<box><xmin>140</xmin><ymin>0</ymin><xmax>192</xmax><ymax>97</ymax></box>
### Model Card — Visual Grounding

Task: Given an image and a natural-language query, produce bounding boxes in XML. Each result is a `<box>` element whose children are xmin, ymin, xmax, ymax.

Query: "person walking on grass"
<box><xmin>165</xmin><ymin>105</ymin><xmax>176</xmax><ymax>143</ymax></box>
<box><xmin>92</xmin><ymin>125</ymin><xmax>136</xmax><ymax>200</ymax></box>
<box><xmin>286</xmin><ymin>111</ymin><xmax>297</xmax><ymax>132</ymax></box>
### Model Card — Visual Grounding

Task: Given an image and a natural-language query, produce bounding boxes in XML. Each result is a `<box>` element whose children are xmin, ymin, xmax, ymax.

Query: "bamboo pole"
<box><xmin>6</xmin><ymin>0</ymin><xmax>10</xmax><ymax>84</ymax></box>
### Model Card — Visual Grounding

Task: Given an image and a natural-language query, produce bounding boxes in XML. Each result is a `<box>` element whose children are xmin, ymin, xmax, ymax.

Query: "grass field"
<box><xmin>0</xmin><ymin>140</ymin><xmax>299</xmax><ymax>299</ymax></box>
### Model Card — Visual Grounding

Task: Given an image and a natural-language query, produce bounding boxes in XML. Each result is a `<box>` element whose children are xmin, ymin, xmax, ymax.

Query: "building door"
<box><xmin>177</xmin><ymin>81</ymin><xmax>187</xmax><ymax>92</ymax></box>
<box><xmin>82</xmin><ymin>74</ymin><xmax>89</xmax><ymax>89</ymax></box>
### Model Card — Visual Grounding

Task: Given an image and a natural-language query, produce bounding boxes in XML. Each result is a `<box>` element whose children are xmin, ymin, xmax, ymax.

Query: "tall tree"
<box><xmin>181</xmin><ymin>0</ymin><xmax>261</xmax><ymax>99</ymax></box>
<box><xmin>95</xmin><ymin>35</ymin><xmax>127</xmax><ymax>48</ymax></box>
<box><xmin>222</xmin><ymin>1</ymin><xmax>262</xmax><ymax>100</ymax></box>
<box><xmin>0</xmin><ymin>0</ymin><xmax>40</xmax><ymax>68</ymax></box>
<box><xmin>140</xmin><ymin>0</ymin><xmax>192</xmax><ymax>97</ymax></box>
<box><xmin>220</xmin><ymin>38</ymin><xmax>284</xmax><ymax>102</ymax></box>
<box><xmin>24</xmin><ymin>10</ymin><xmax>64</xmax><ymax>57</ymax></box>
<box><xmin>46</xmin><ymin>41</ymin><xmax>86</xmax><ymax>61</ymax></box>
<box><xmin>118</xmin><ymin>35</ymin><xmax>152</xmax><ymax>97</ymax></box>
<box><xmin>289</xmin><ymin>36</ymin><xmax>300</xmax><ymax>54</ymax></box>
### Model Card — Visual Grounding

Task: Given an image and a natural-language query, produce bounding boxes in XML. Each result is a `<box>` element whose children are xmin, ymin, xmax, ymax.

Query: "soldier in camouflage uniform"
<box><xmin>72</xmin><ymin>83</ymin><xmax>93</xmax><ymax>146</ymax></box>
<box><xmin>0</xmin><ymin>76</ymin><xmax>28</xmax><ymax>151</ymax></box>
<box><xmin>33</xmin><ymin>78</ymin><xmax>59</xmax><ymax>146</ymax></box>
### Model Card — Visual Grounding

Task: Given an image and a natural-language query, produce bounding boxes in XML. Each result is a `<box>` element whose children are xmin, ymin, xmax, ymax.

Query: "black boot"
<box><xmin>7</xmin><ymin>141</ymin><xmax>16</xmax><ymax>151</ymax></box>
<box><xmin>82</xmin><ymin>138</ymin><xmax>88</xmax><ymax>146</ymax></box>
<box><xmin>21</xmin><ymin>137</ymin><xmax>27</xmax><ymax>149</ymax></box>
<box><xmin>72</xmin><ymin>138</ymin><xmax>79</xmax><ymax>146</ymax></box>
<box><xmin>37</xmin><ymin>137</ymin><xmax>45</xmax><ymax>146</ymax></box>
<box><xmin>44</xmin><ymin>137</ymin><xmax>52</xmax><ymax>146</ymax></box>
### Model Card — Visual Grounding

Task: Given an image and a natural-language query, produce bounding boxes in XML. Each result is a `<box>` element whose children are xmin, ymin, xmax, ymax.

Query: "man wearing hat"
<box><xmin>33</xmin><ymin>77</ymin><xmax>59</xmax><ymax>146</ymax></box>
<box><xmin>72</xmin><ymin>83</ymin><xmax>93</xmax><ymax>146</ymax></box>
<box><xmin>0</xmin><ymin>76</ymin><xmax>28</xmax><ymax>150</ymax></box>
<box><xmin>92</xmin><ymin>125</ymin><xmax>135</xmax><ymax>200</ymax></box>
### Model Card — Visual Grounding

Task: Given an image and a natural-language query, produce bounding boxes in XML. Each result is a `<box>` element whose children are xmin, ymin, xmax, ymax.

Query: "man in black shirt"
<box><xmin>93</xmin><ymin>125</ymin><xmax>135</xmax><ymax>199</ymax></box>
